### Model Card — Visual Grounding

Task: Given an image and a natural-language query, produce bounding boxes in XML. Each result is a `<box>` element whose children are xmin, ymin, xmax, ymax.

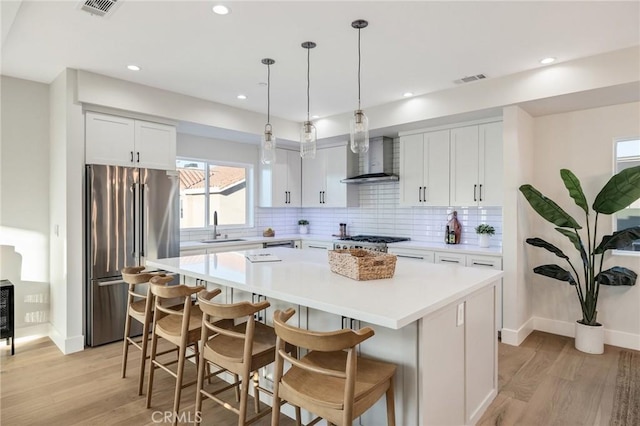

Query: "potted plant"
<box><xmin>475</xmin><ymin>224</ymin><xmax>495</xmax><ymax>248</ymax></box>
<box><xmin>519</xmin><ymin>166</ymin><xmax>640</xmax><ymax>354</ymax></box>
<box><xmin>298</xmin><ymin>220</ymin><xmax>309</xmax><ymax>234</ymax></box>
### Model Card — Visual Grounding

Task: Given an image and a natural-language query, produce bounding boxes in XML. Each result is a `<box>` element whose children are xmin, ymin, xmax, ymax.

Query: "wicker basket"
<box><xmin>328</xmin><ymin>249</ymin><xmax>397</xmax><ymax>281</ymax></box>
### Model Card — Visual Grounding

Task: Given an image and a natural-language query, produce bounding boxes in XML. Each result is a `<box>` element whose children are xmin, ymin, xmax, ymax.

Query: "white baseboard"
<box><xmin>49</xmin><ymin>324</ymin><xmax>85</xmax><ymax>354</ymax></box>
<box><xmin>500</xmin><ymin>317</ymin><xmax>534</xmax><ymax>346</ymax></box>
<box><xmin>532</xmin><ymin>317</ymin><xmax>640</xmax><ymax>351</ymax></box>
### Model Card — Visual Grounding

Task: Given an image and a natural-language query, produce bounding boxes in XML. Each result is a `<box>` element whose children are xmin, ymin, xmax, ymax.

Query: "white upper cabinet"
<box><xmin>85</xmin><ymin>111</ymin><xmax>176</xmax><ymax>170</ymax></box>
<box><xmin>259</xmin><ymin>148</ymin><xmax>301</xmax><ymax>207</ymax></box>
<box><xmin>302</xmin><ymin>145</ymin><xmax>358</xmax><ymax>208</ymax></box>
<box><xmin>450</xmin><ymin>122</ymin><xmax>503</xmax><ymax>206</ymax></box>
<box><xmin>399</xmin><ymin>130</ymin><xmax>450</xmax><ymax>206</ymax></box>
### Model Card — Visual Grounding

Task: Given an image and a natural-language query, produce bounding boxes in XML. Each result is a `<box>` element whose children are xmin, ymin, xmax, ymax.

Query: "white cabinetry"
<box><xmin>421</xmin><ymin>285</ymin><xmax>496</xmax><ymax>425</ymax></box>
<box><xmin>387</xmin><ymin>247</ymin><xmax>435</xmax><ymax>262</ymax></box>
<box><xmin>86</xmin><ymin>111</ymin><xmax>176</xmax><ymax>170</ymax></box>
<box><xmin>302</xmin><ymin>145</ymin><xmax>358</xmax><ymax>208</ymax></box>
<box><xmin>450</xmin><ymin>122</ymin><xmax>503</xmax><ymax>206</ymax></box>
<box><xmin>399</xmin><ymin>130</ymin><xmax>450</xmax><ymax>206</ymax></box>
<box><xmin>260</xmin><ymin>148</ymin><xmax>301</xmax><ymax>207</ymax></box>
<box><xmin>301</xmin><ymin>240</ymin><xmax>333</xmax><ymax>250</ymax></box>
<box><xmin>434</xmin><ymin>251</ymin><xmax>467</xmax><ymax>265</ymax></box>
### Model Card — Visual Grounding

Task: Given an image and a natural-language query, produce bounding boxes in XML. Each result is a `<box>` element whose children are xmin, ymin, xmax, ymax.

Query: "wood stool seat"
<box><xmin>271</xmin><ymin>308</ymin><xmax>397</xmax><ymax>426</ymax></box>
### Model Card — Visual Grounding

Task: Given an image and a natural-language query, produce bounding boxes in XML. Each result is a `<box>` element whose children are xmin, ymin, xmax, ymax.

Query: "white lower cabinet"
<box><xmin>421</xmin><ymin>284</ymin><xmax>496</xmax><ymax>425</ymax></box>
<box><xmin>301</xmin><ymin>240</ymin><xmax>333</xmax><ymax>250</ymax></box>
<box><xmin>388</xmin><ymin>247</ymin><xmax>435</xmax><ymax>262</ymax></box>
<box><xmin>434</xmin><ymin>251</ymin><xmax>466</xmax><ymax>265</ymax></box>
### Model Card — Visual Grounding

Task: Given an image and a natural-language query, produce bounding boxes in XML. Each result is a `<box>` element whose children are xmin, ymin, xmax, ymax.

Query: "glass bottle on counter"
<box><xmin>447</xmin><ymin>211</ymin><xmax>462</xmax><ymax>244</ymax></box>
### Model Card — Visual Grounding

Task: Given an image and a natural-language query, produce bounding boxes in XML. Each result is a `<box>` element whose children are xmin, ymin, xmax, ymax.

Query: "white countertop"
<box><xmin>147</xmin><ymin>247</ymin><xmax>503</xmax><ymax>330</ymax></box>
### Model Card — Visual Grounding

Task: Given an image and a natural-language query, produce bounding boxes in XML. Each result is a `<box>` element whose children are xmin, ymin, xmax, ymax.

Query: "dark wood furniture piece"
<box><xmin>1</xmin><ymin>279</ymin><xmax>15</xmax><ymax>355</ymax></box>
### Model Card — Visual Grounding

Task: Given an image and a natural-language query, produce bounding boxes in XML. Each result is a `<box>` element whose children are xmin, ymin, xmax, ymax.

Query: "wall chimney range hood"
<box><xmin>341</xmin><ymin>136</ymin><xmax>399</xmax><ymax>184</ymax></box>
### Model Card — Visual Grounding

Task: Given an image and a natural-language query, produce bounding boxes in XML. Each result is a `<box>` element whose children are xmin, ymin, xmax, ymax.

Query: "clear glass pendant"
<box><xmin>350</xmin><ymin>109</ymin><xmax>369</xmax><ymax>154</ymax></box>
<box><xmin>300</xmin><ymin>121</ymin><xmax>317</xmax><ymax>159</ymax></box>
<box><xmin>261</xmin><ymin>124</ymin><xmax>276</xmax><ymax>164</ymax></box>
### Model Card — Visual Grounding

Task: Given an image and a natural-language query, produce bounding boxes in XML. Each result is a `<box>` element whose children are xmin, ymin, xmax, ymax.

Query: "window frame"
<box><xmin>177</xmin><ymin>156</ymin><xmax>254</xmax><ymax>231</ymax></box>
<box><xmin>612</xmin><ymin>136</ymin><xmax>640</xmax><ymax>256</ymax></box>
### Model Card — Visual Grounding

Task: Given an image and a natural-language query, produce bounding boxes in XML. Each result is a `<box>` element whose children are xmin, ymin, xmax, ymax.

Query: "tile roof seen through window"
<box><xmin>178</xmin><ymin>166</ymin><xmax>245</xmax><ymax>192</ymax></box>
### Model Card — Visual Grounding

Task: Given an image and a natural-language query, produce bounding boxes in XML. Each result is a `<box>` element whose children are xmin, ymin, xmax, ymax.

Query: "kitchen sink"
<box><xmin>200</xmin><ymin>238</ymin><xmax>246</xmax><ymax>244</ymax></box>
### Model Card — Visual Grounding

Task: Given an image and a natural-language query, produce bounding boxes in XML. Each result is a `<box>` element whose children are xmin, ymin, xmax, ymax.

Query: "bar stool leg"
<box><xmin>171</xmin><ymin>337</ymin><xmax>188</xmax><ymax>426</ymax></box>
<box><xmin>194</xmin><ymin>350</ymin><xmax>207</xmax><ymax>426</ymax></box>
<box><xmin>121</xmin><ymin>311</ymin><xmax>132</xmax><ymax>378</ymax></box>
<box><xmin>146</xmin><ymin>330</ymin><xmax>159</xmax><ymax>409</ymax></box>
<box><xmin>137</xmin><ymin>309</ymin><xmax>151</xmax><ymax>395</ymax></box>
<box><xmin>253</xmin><ymin>370</ymin><xmax>260</xmax><ymax>413</ymax></box>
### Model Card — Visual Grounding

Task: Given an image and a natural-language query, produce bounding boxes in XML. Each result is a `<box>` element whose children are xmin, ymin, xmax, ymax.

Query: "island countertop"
<box><xmin>147</xmin><ymin>247</ymin><xmax>503</xmax><ymax>330</ymax></box>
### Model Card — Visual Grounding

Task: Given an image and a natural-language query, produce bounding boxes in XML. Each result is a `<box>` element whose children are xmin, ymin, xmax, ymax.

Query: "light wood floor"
<box><xmin>0</xmin><ymin>331</ymin><xmax>636</xmax><ymax>425</ymax></box>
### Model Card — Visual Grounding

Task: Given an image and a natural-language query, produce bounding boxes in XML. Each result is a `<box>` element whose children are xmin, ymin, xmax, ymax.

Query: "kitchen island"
<box><xmin>147</xmin><ymin>247</ymin><xmax>503</xmax><ymax>425</ymax></box>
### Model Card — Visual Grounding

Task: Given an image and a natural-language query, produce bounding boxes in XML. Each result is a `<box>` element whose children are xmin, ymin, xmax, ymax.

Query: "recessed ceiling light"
<box><xmin>540</xmin><ymin>57</ymin><xmax>556</xmax><ymax>65</ymax></box>
<box><xmin>212</xmin><ymin>5</ymin><xmax>230</xmax><ymax>15</ymax></box>
<box><xmin>237</xmin><ymin>94</ymin><xmax>247</xmax><ymax>100</ymax></box>
<box><xmin>127</xmin><ymin>65</ymin><xmax>141</xmax><ymax>71</ymax></box>
<box><xmin>311</xmin><ymin>115</ymin><xmax>320</xmax><ymax>119</ymax></box>
<box><xmin>403</xmin><ymin>92</ymin><xmax>414</xmax><ymax>97</ymax></box>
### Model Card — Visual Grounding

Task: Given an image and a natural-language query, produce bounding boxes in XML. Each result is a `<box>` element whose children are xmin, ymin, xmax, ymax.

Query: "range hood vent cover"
<box><xmin>79</xmin><ymin>0</ymin><xmax>120</xmax><ymax>17</ymax></box>
<box><xmin>341</xmin><ymin>136</ymin><xmax>399</xmax><ymax>184</ymax></box>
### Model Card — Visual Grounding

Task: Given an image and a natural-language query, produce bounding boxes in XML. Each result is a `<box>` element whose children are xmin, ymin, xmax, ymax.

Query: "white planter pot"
<box><xmin>574</xmin><ymin>321</ymin><xmax>604</xmax><ymax>354</ymax></box>
<box><xmin>478</xmin><ymin>234</ymin><xmax>490</xmax><ymax>248</ymax></box>
<box><xmin>299</xmin><ymin>225</ymin><xmax>308</xmax><ymax>234</ymax></box>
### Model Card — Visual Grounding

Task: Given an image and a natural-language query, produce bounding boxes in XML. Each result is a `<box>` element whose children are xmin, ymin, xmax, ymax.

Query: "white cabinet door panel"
<box><xmin>479</xmin><ymin>122</ymin><xmax>503</xmax><ymax>206</ymax></box>
<box><xmin>399</xmin><ymin>134</ymin><xmax>425</xmax><ymax>206</ymax></box>
<box><xmin>450</xmin><ymin>125</ymin><xmax>479</xmax><ymax>206</ymax></box>
<box><xmin>86</xmin><ymin>112</ymin><xmax>135</xmax><ymax>166</ymax></box>
<box><xmin>134</xmin><ymin>120</ymin><xmax>177</xmax><ymax>170</ymax></box>
<box><xmin>424</xmin><ymin>130</ymin><xmax>450</xmax><ymax>206</ymax></box>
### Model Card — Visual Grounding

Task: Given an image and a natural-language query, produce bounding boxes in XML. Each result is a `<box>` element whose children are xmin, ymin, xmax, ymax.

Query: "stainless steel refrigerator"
<box><xmin>85</xmin><ymin>164</ymin><xmax>180</xmax><ymax>347</ymax></box>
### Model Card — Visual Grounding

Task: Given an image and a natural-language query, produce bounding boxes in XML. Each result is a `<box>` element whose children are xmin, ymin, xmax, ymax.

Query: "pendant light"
<box><xmin>260</xmin><ymin>58</ymin><xmax>276</xmax><ymax>165</ymax></box>
<box><xmin>350</xmin><ymin>19</ymin><xmax>369</xmax><ymax>154</ymax></box>
<box><xmin>300</xmin><ymin>41</ymin><xmax>317</xmax><ymax>159</ymax></box>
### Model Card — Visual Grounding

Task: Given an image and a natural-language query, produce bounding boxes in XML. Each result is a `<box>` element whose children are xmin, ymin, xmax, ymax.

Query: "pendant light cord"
<box><xmin>357</xmin><ymin>27</ymin><xmax>362</xmax><ymax>110</ymax></box>
<box><xmin>306</xmin><ymin>46</ymin><xmax>311</xmax><ymax>122</ymax></box>
<box><xmin>267</xmin><ymin>63</ymin><xmax>271</xmax><ymax>125</ymax></box>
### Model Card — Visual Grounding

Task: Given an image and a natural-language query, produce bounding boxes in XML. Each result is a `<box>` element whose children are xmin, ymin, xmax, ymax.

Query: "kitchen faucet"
<box><xmin>213</xmin><ymin>211</ymin><xmax>221</xmax><ymax>239</ymax></box>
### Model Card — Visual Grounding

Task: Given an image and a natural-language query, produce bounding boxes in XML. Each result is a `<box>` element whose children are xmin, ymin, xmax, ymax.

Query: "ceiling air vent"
<box><xmin>79</xmin><ymin>0</ymin><xmax>119</xmax><ymax>17</ymax></box>
<box><xmin>454</xmin><ymin>74</ymin><xmax>487</xmax><ymax>85</ymax></box>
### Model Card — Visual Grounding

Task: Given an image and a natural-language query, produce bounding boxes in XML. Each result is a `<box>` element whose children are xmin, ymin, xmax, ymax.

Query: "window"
<box><xmin>176</xmin><ymin>158</ymin><xmax>253</xmax><ymax>229</ymax></box>
<box><xmin>614</xmin><ymin>138</ymin><xmax>640</xmax><ymax>252</ymax></box>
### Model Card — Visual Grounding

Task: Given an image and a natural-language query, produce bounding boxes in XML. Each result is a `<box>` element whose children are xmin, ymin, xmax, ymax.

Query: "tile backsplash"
<box><xmin>182</xmin><ymin>138</ymin><xmax>502</xmax><ymax>247</ymax></box>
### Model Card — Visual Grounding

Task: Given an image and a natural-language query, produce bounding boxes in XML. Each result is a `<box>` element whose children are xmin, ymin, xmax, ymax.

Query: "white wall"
<box><xmin>0</xmin><ymin>76</ymin><xmax>50</xmax><ymax>338</ymax></box>
<box><xmin>529</xmin><ymin>102</ymin><xmax>640</xmax><ymax>350</ymax></box>
<box><xmin>501</xmin><ymin>106</ymin><xmax>535</xmax><ymax>345</ymax></box>
<box><xmin>49</xmin><ymin>69</ymin><xmax>85</xmax><ymax>354</ymax></box>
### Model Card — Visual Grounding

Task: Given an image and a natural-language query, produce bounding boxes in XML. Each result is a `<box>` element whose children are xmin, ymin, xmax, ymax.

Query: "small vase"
<box><xmin>575</xmin><ymin>321</ymin><xmax>604</xmax><ymax>354</ymax></box>
<box><xmin>299</xmin><ymin>225</ymin><xmax>308</xmax><ymax>234</ymax></box>
<box><xmin>478</xmin><ymin>234</ymin><xmax>490</xmax><ymax>248</ymax></box>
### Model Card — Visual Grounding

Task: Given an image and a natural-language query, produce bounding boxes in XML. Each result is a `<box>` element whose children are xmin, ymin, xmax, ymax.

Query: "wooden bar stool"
<box><xmin>121</xmin><ymin>266</ymin><xmax>164</xmax><ymax>395</ymax></box>
<box><xmin>146</xmin><ymin>277</ymin><xmax>209</xmax><ymax>426</ymax></box>
<box><xmin>194</xmin><ymin>290</ymin><xmax>296</xmax><ymax>426</ymax></box>
<box><xmin>271</xmin><ymin>308</ymin><xmax>397</xmax><ymax>426</ymax></box>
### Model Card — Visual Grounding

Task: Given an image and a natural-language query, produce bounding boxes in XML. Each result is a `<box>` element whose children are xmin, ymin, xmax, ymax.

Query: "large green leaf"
<box><xmin>555</xmin><ymin>228</ymin><xmax>588</xmax><ymax>266</ymax></box>
<box><xmin>597</xmin><ymin>267</ymin><xmax>638</xmax><ymax>286</ymax></box>
<box><xmin>533</xmin><ymin>264</ymin><xmax>577</xmax><ymax>285</ymax></box>
<box><xmin>560</xmin><ymin>169</ymin><xmax>589</xmax><ymax>214</ymax></box>
<box><xmin>594</xmin><ymin>227</ymin><xmax>640</xmax><ymax>254</ymax></box>
<box><xmin>593</xmin><ymin>165</ymin><xmax>640</xmax><ymax>214</ymax></box>
<box><xmin>526</xmin><ymin>237</ymin><xmax>569</xmax><ymax>259</ymax></box>
<box><xmin>519</xmin><ymin>185</ymin><xmax>582</xmax><ymax>229</ymax></box>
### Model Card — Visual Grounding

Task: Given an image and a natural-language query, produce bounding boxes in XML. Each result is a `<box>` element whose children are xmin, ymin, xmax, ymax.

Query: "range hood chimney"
<box><xmin>341</xmin><ymin>136</ymin><xmax>399</xmax><ymax>184</ymax></box>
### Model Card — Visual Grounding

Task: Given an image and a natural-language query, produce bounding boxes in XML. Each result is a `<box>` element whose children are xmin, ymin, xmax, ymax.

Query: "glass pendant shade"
<box><xmin>300</xmin><ymin>121</ymin><xmax>317</xmax><ymax>159</ymax></box>
<box><xmin>350</xmin><ymin>109</ymin><xmax>369</xmax><ymax>154</ymax></box>
<box><xmin>261</xmin><ymin>123</ymin><xmax>276</xmax><ymax>164</ymax></box>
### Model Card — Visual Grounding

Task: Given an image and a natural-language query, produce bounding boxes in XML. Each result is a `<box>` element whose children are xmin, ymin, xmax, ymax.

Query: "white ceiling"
<box><xmin>2</xmin><ymin>1</ymin><xmax>639</xmax><ymax>127</ymax></box>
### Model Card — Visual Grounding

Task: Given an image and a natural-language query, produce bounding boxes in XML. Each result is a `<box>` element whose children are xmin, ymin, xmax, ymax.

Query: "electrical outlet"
<box><xmin>456</xmin><ymin>302</ymin><xmax>465</xmax><ymax>326</ymax></box>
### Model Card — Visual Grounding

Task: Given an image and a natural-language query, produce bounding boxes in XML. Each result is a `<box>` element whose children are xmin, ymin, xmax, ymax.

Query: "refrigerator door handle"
<box><xmin>98</xmin><ymin>278</ymin><xmax>126</xmax><ymax>287</ymax></box>
<box><xmin>131</xmin><ymin>183</ymin><xmax>137</xmax><ymax>256</ymax></box>
<box><xmin>140</xmin><ymin>183</ymin><xmax>146</xmax><ymax>257</ymax></box>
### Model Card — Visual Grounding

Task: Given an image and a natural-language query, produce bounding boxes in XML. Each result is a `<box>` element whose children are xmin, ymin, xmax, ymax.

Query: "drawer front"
<box><xmin>466</xmin><ymin>255</ymin><xmax>502</xmax><ymax>270</ymax></box>
<box><xmin>434</xmin><ymin>252</ymin><xmax>466</xmax><ymax>265</ymax></box>
<box><xmin>388</xmin><ymin>248</ymin><xmax>435</xmax><ymax>262</ymax></box>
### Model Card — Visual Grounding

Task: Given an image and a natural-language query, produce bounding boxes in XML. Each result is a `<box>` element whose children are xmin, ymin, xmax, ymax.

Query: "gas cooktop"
<box><xmin>338</xmin><ymin>235</ymin><xmax>410</xmax><ymax>244</ymax></box>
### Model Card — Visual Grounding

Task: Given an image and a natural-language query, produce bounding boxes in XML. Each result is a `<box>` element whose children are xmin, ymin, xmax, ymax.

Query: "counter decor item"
<box><xmin>520</xmin><ymin>167</ymin><xmax>640</xmax><ymax>354</ymax></box>
<box><xmin>263</xmin><ymin>227</ymin><xmax>275</xmax><ymax>237</ymax></box>
<box><xmin>475</xmin><ymin>224</ymin><xmax>495</xmax><ymax>248</ymax></box>
<box><xmin>328</xmin><ymin>249</ymin><xmax>397</xmax><ymax>281</ymax></box>
<box><xmin>298</xmin><ymin>219</ymin><xmax>309</xmax><ymax>234</ymax></box>
<box><xmin>446</xmin><ymin>211</ymin><xmax>462</xmax><ymax>244</ymax></box>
